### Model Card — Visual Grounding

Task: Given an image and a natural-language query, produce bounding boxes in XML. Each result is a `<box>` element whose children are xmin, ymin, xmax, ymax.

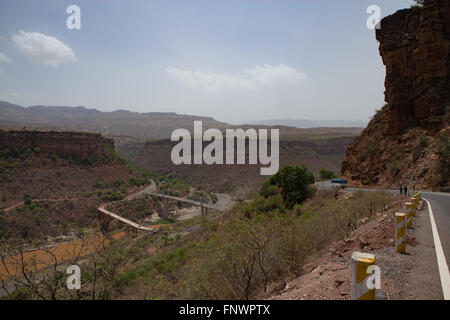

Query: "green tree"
<box><xmin>264</xmin><ymin>165</ymin><xmax>315</xmax><ymax>209</ymax></box>
<box><xmin>24</xmin><ymin>194</ymin><xmax>32</xmax><ymax>206</ymax></box>
<box><xmin>319</xmin><ymin>169</ymin><xmax>338</xmax><ymax>181</ymax></box>
<box><xmin>259</xmin><ymin>181</ymin><xmax>279</xmax><ymax>198</ymax></box>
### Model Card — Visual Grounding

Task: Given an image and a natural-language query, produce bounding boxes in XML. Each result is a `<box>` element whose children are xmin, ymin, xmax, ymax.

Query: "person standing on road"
<box><xmin>400</xmin><ymin>186</ymin><xmax>403</xmax><ymax>195</ymax></box>
<box><xmin>404</xmin><ymin>186</ymin><xmax>408</xmax><ymax>196</ymax></box>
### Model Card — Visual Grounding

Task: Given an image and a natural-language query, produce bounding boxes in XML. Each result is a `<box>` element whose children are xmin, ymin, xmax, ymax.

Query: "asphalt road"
<box><xmin>420</xmin><ymin>191</ymin><xmax>450</xmax><ymax>267</ymax></box>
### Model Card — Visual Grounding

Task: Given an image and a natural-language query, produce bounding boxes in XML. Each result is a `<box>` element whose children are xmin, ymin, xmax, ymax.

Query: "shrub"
<box><xmin>93</xmin><ymin>182</ymin><xmax>103</xmax><ymax>188</ymax></box>
<box><xmin>264</xmin><ymin>165</ymin><xmax>315</xmax><ymax>209</ymax></box>
<box><xmin>102</xmin><ymin>191</ymin><xmax>123</xmax><ymax>202</ymax></box>
<box><xmin>1</xmin><ymin>288</ymin><xmax>31</xmax><ymax>300</ymax></box>
<box><xmin>29</xmin><ymin>202</ymin><xmax>40</xmax><ymax>211</ymax></box>
<box><xmin>209</xmin><ymin>193</ymin><xmax>218</xmax><ymax>204</ymax></box>
<box><xmin>24</xmin><ymin>194</ymin><xmax>32</xmax><ymax>206</ymax></box>
<box><xmin>50</xmin><ymin>153</ymin><xmax>58</xmax><ymax>163</ymax></box>
<box><xmin>129</xmin><ymin>177</ymin><xmax>146</xmax><ymax>187</ymax></box>
<box><xmin>319</xmin><ymin>169</ymin><xmax>338</xmax><ymax>181</ymax></box>
<box><xmin>112</xmin><ymin>179</ymin><xmax>125</xmax><ymax>188</ymax></box>
<box><xmin>259</xmin><ymin>181</ymin><xmax>279</xmax><ymax>198</ymax></box>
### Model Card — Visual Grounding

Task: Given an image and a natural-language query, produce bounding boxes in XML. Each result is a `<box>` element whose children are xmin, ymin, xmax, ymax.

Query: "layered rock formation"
<box><xmin>0</xmin><ymin>130</ymin><xmax>114</xmax><ymax>159</ymax></box>
<box><xmin>342</xmin><ymin>0</ymin><xmax>450</xmax><ymax>189</ymax></box>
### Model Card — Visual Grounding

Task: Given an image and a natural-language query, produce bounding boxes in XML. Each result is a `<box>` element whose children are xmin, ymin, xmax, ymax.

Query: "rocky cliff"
<box><xmin>342</xmin><ymin>0</ymin><xmax>450</xmax><ymax>190</ymax></box>
<box><xmin>0</xmin><ymin>130</ymin><xmax>115</xmax><ymax>159</ymax></box>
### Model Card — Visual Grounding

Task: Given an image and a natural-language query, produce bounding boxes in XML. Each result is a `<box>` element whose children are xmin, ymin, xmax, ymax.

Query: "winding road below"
<box><xmin>98</xmin><ymin>180</ymin><xmax>226</xmax><ymax>231</ymax></box>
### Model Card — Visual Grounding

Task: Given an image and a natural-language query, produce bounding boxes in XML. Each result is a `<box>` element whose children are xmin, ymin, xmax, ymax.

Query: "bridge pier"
<box><xmin>200</xmin><ymin>203</ymin><xmax>209</xmax><ymax>216</ymax></box>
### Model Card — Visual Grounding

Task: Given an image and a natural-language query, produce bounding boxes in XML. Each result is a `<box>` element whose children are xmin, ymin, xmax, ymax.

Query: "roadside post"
<box><xmin>406</xmin><ymin>202</ymin><xmax>414</xmax><ymax>229</ymax></box>
<box><xmin>351</xmin><ymin>252</ymin><xmax>376</xmax><ymax>300</ymax></box>
<box><xmin>395</xmin><ymin>213</ymin><xmax>406</xmax><ymax>253</ymax></box>
<box><xmin>415</xmin><ymin>192</ymin><xmax>421</xmax><ymax>201</ymax></box>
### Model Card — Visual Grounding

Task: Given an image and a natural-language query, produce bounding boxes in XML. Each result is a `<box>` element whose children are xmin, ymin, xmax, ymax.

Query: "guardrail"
<box><xmin>351</xmin><ymin>192</ymin><xmax>423</xmax><ymax>300</ymax></box>
<box><xmin>394</xmin><ymin>192</ymin><xmax>421</xmax><ymax>254</ymax></box>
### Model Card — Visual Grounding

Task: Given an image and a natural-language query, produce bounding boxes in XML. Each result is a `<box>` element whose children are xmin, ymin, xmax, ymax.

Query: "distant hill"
<box><xmin>0</xmin><ymin>101</ymin><xmax>364</xmax><ymax>146</ymax></box>
<box><xmin>0</xmin><ymin>101</ymin><xmax>364</xmax><ymax>196</ymax></box>
<box><xmin>244</xmin><ymin>119</ymin><xmax>367</xmax><ymax>128</ymax></box>
<box><xmin>0</xmin><ymin>101</ymin><xmax>229</xmax><ymax>143</ymax></box>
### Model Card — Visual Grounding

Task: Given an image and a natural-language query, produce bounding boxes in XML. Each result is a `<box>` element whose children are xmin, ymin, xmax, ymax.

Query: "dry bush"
<box><xmin>0</xmin><ymin>228</ymin><xmax>131</xmax><ymax>300</ymax></box>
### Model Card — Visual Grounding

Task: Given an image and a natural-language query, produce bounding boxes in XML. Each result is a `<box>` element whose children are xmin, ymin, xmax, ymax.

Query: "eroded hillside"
<box><xmin>0</xmin><ymin>130</ymin><xmax>151</xmax><ymax>243</ymax></box>
<box><xmin>342</xmin><ymin>0</ymin><xmax>450</xmax><ymax>190</ymax></box>
<box><xmin>119</xmin><ymin>133</ymin><xmax>357</xmax><ymax>197</ymax></box>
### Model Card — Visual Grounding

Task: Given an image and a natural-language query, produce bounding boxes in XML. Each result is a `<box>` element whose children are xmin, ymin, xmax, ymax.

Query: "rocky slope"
<box><xmin>0</xmin><ymin>130</ymin><xmax>114</xmax><ymax>159</ymax></box>
<box><xmin>265</xmin><ymin>195</ymin><xmax>419</xmax><ymax>300</ymax></box>
<box><xmin>0</xmin><ymin>130</ymin><xmax>151</xmax><ymax>243</ymax></box>
<box><xmin>342</xmin><ymin>0</ymin><xmax>450</xmax><ymax>190</ymax></box>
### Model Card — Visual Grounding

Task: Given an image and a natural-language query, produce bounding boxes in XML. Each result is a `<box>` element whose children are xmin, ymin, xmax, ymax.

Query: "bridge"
<box><xmin>97</xmin><ymin>180</ymin><xmax>226</xmax><ymax>232</ymax></box>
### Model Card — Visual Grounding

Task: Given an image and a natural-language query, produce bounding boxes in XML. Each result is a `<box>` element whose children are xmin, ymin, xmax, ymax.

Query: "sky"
<box><xmin>0</xmin><ymin>0</ymin><xmax>415</xmax><ymax>124</ymax></box>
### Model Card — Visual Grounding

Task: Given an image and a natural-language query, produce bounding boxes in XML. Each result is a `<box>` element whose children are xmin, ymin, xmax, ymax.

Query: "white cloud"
<box><xmin>166</xmin><ymin>67</ymin><xmax>255</xmax><ymax>91</ymax></box>
<box><xmin>245</xmin><ymin>64</ymin><xmax>306</xmax><ymax>84</ymax></box>
<box><xmin>0</xmin><ymin>52</ymin><xmax>10</xmax><ymax>63</ymax></box>
<box><xmin>11</xmin><ymin>30</ymin><xmax>76</xmax><ymax>67</ymax></box>
<box><xmin>166</xmin><ymin>64</ymin><xmax>305</xmax><ymax>92</ymax></box>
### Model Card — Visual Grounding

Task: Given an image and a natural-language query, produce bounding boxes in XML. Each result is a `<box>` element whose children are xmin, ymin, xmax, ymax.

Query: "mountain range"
<box><xmin>245</xmin><ymin>119</ymin><xmax>367</xmax><ymax>128</ymax></box>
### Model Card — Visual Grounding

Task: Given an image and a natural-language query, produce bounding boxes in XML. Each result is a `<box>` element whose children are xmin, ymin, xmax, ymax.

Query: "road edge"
<box><xmin>424</xmin><ymin>198</ymin><xmax>450</xmax><ymax>300</ymax></box>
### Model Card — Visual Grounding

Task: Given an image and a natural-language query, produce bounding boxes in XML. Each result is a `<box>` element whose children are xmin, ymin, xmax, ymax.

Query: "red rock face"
<box><xmin>0</xmin><ymin>130</ymin><xmax>114</xmax><ymax>159</ymax></box>
<box><xmin>376</xmin><ymin>0</ymin><xmax>450</xmax><ymax>135</ymax></box>
<box><xmin>342</xmin><ymin>0</ymin><xmax>450</xmax><ymax>189</ymax></box>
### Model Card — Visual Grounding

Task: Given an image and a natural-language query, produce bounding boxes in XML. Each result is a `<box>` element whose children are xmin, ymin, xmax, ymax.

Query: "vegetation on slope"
<box><xmin>113</xmin><ymin>166</ymin><xmax>391</xmax><ymax>300</ymax></box>
<box><xmin>1</xmin><ymin>162</ymin><xmax>393</xmax><ymax>300</ymax></box>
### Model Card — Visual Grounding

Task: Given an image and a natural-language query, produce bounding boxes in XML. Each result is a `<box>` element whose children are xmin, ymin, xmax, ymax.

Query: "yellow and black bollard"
<box><xmin>395</xmin><ymin>213</ymin><xmax>406</xmax><ymax>253</ymax></box>
<box><xmin>351</xmin><ymin>252</ymin><xmax>376</xmax><ymax>300</ymax></box>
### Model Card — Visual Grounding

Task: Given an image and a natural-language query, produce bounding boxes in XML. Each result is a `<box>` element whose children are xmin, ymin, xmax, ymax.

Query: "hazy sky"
<box><xmin>0</xmin><ymin>0</ymin><xmax>414</xmax><ymax>124</ymax></box>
